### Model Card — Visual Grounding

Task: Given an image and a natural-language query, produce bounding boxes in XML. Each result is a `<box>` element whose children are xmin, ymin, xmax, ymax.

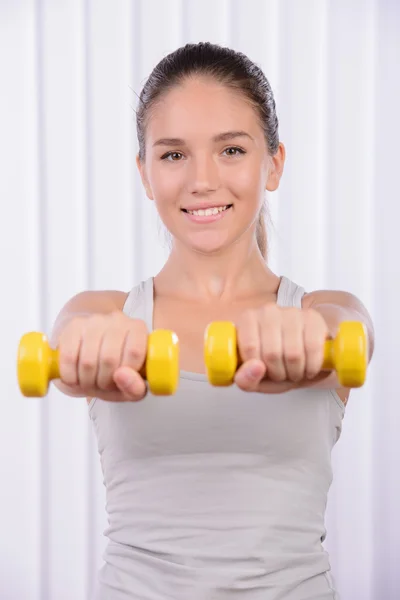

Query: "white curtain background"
<box><xmin>1</xmin><ymin>1</ymin><xmax>399</xmax><ymax>599</ymax></box>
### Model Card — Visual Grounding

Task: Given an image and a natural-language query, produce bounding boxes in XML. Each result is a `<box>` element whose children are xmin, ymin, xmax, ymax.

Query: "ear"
<box><xmin>136</xmin><ymin>154</ymin><xmax>154</xmax><ymax>200</ymax></box>
<box><xmin>266</xmin><ymin>143</ymin><xmax>286</xmax><ymax>192</ymax></box>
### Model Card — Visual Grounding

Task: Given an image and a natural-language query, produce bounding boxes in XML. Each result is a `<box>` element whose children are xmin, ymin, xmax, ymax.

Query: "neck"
<box><xmin>155</xmin><ymin>237</ymin><xmax>279</xmax><ymax>303</ymax></box>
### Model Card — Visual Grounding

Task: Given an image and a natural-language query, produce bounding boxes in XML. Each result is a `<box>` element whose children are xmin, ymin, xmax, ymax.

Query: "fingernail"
<box><xmin>121</xmin><ymin>372</ymin><xmax>135</xmax><ymax>389</ymax></box>
<box><xmin>246</xmin><ymin>365</ymin><xmax>262</xmax><ymax>380</ymax></box>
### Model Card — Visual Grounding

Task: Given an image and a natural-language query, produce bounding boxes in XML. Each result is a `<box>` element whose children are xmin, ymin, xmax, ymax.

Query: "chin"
<box><xmin>185</xmin><ymin>231</ymin><xmax>231</xmax><ymax>255</ymax></box>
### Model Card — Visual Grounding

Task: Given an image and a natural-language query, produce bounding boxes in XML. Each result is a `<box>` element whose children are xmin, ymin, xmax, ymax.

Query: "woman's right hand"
<box><xmin>56</xmin><ymin>312</ymin><xmax>149</xmax><ymax>402</ymax></box>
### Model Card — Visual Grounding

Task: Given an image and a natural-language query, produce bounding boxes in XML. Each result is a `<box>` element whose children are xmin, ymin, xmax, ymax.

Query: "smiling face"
<box><xmin>137</xmin><ymin>76</ymin><xmax>285</xmax><ymax>255</ymax></box>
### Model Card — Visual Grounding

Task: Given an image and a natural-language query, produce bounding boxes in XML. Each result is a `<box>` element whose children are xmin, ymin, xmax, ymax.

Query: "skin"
<box><xmin>51</xmin><ymin>76</ymin><xmax>374</xmax><ymax>406</ymax></box>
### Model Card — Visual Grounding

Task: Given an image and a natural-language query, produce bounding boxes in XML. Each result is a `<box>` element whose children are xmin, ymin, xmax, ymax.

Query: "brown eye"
<box><xmin>223</xmin><ymin>146</ymin><xmax>246</xmax><ymax>157</ymax></box>
<box><xmin>162</xmin><ymin>152</ymin><xmax>183</xmax><ymax>161</ymax></box>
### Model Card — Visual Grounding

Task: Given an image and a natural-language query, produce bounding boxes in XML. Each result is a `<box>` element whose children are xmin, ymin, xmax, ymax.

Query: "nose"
<box><xmin>186</xmin><ymin>154</ymin><xmax>219</xmax><ymax>195</ymax></box>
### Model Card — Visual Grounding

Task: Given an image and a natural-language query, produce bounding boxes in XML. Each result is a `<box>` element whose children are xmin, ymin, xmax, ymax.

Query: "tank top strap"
<box><xmin>276</xmin><ymin>275</ymin><xmax>307</xmax><ymax>308</ymax></box>
<box><xmin>122</xmin><ymin>277</ymin><xmax>154</xmax><ymax>331</ymax></box>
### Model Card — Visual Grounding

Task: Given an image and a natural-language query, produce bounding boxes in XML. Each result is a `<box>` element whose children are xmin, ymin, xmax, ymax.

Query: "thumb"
<box><xmin>113</xmin><ymin>366</ymin><xmax>146</xmax><ymax>401</ymax></box>
<box><xmin>234</xmin><ymin>359</ymin><xmax>266</xmax><ymax>391</ymax></box>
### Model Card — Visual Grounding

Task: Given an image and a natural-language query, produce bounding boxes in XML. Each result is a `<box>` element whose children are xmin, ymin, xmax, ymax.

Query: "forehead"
<box><xmin>146</xmin><ymin>77</ymin><xmax>261</xmax><ymax>138</ymax></box>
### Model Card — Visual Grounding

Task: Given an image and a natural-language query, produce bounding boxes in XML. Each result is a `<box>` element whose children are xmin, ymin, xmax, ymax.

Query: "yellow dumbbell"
<box><xmin>204</xmin><ymin>321</ymin><xmax>368</xmax><ymax>388</ymax></box>
<box><xmin>17</xmin><ymin>330</ymin><xmax>179</xmax><ymax>397</ymax></box>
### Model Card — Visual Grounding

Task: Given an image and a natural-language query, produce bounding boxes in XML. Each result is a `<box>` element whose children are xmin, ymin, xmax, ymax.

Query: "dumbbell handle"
<box><xmin>204</xmin><ymin>320</ymin><xmax>368</xmax><ymax>388</ymax></box>
<box><xmin>17</xmin><ymin>330</ymin><xmax>179</xmax><ymax>397</ymax></box>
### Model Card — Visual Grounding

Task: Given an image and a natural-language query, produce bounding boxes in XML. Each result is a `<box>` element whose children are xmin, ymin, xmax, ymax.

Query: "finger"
<box><xmin>234</xmin><ymin>358</ymin><xmax>266</xmax><ymax>391</ymax></box>
<box><xmin>120</xmin><ymin>319</ymin><xmax>148</xmax><ymax>372</ymax></box>
<box><xmin>96</xmin><ymin>323</ymin><xmax>127</xmax><ymax>391</ymax></box>
<box><xmin>282</xmin><ymin>308</ymin><xmax>306</xmax><ymax>382</ymax></box>
<box><xmin>236</xmin><ymin>310</ymin><xmax>261</xmax><ymax>363</ymax></box>
<box><xmin>58</xmin><ymin>318</ymin><xmax>86</xmax><ymax>388</ymax></box>
<box><xmin>113</xmin><ymin>366</ymin><xmax>147</xmax><ymax>401</ymax></box>
<box><xmin>304</xmin><ymin>310</ymin><xmax>329</xmax><ymax>379</ymax></box>
<box><xmin>77</xmin><ymin>316</ymin><xmax>105</xmax><ymax>391</ymax></box>
<box><xmin>260</xmin><ymin>306</ymin><xmax>286</xmax><ymax>382</ymax></box>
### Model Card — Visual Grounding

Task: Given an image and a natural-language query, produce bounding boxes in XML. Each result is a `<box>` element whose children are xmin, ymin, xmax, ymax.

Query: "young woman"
<box><xmin>51</xmin><ymin>42</ymin><xmax>374</xmax><ymax>599</ymax></box>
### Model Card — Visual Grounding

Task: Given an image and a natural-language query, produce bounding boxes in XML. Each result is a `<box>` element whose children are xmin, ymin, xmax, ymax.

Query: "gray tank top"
<box><xmin>89</xmin><ymin>275</ymin><xmax>344</xmax><ymax>600</ymax></box>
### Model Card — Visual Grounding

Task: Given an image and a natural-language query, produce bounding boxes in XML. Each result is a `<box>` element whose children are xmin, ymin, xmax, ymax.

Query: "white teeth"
<box><xmin>187</xmin><ymin>205</ymin><xmax>229</xmax><ymax>216</ymax></box>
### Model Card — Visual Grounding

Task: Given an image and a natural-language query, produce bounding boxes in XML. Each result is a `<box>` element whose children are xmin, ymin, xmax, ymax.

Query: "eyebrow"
<box><xmin>152</xmin><ymin>130</ymin><xmax>253</xmax><ymax>147</ymax></box>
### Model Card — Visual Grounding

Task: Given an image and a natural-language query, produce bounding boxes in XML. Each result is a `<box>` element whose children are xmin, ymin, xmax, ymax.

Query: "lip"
<box><xmin>181</xmin><ymin>205</ymin><xmax>232</xmax><ymax>224</ymax></box>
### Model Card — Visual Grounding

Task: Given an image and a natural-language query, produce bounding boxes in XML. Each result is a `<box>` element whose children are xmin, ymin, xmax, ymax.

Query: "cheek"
<box><xmin>227</xmin><ymin>165</ymin><xmax>265</xmax><ymax>206</ymax></box>
<box><xmin>149</xmin><ymin>166</ymin><xmax>182</xmax><ymax>206</ymax></box>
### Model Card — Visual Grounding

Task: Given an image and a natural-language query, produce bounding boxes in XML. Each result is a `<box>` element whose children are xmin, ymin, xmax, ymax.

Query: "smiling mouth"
<box><xmin>181</xmin><ymin>204</ymin><xmax>233</xmax><ymax>216</ymax></box>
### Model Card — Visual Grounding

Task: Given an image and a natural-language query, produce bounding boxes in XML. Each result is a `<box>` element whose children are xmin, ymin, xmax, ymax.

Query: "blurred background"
<box><xmin>1</xmin><ymin>0</ymin><xmax>399</xmax><ymax>599</ymax></box>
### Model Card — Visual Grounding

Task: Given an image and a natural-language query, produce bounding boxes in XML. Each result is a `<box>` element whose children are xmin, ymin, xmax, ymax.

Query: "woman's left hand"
<box><xmin>234</xmin><ymin>305</ymin><xmax>330</xmax><ymax>393</ymax></box>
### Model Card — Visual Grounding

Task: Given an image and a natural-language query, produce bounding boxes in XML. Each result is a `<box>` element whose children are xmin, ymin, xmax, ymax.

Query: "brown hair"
<box><xmin>136</xmin><ymin>42</ymin><xmax>280</xmax><ymax>260</ymax></box>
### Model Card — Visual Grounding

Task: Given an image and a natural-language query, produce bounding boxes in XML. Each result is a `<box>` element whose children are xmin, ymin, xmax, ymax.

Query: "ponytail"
<box><xmin>256</xmin><ymin>205</ymin><xmax>268</xmax><ymax>260</ymax></box>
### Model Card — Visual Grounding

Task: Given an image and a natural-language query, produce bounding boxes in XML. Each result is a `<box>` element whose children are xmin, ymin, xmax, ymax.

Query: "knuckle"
<box><xmin>109</xmin><ymin>311</ymin><xmax>127</xmax><ymax>328</ymax></box>
<box><xmin>242</xmin><ymin>308</ymin><xmax>256</xmax><ymax>319</ymax></box>
<box><xmin>60</xmin><ymin>349</ymin><xmax>78</xmax><ymax>369</ymax></box>
<box><xmin>263</xmin><ymin>304</ymin><xmax>279</xmax><ymax>318</ymax></box>
<box><xmin>59</xmin><ymin>322</ymin><xmax>82</xmax><ymax>345</ymax></box>
<box><xmin>241</xmin><ymin>341</ymin><xmax>258</xmax><ymax>356</ymax></box>
<box><xmin>125</xmin><ymin>344</ymin><xmax>143</xmax><ymax>364</ymax></box>
<box><xmin>86</xmin><ymin>314</ymin><xmax>103</xmax><ymax>328</ymax></box>
<box><xmin>80</xmin><ymin>356</ymin><xmax>97</xmax><ymax>371</ymax></box>
<box><xmin>307</xmin><ymin>307</ymin><xmax>322</xmax><ymax>320</ymax></box>
<box><xmin>285</xmin><ymin>350</ymin><xmax>303</xmax><ymax>364</ymax></box>
<box><xmin>67</xmin><ymin>315</ymin><xmax>86</xmax><ymax>329</ymax></box>
<box><xmin>307</xmin><ymin>340</ymin><xmax>322</xmax><ymax>354</ymax></box>
<box><xmin>238</xmin><ymin>310</ymin><xmax>256</xmax><ymax>328</ymax></box>
<box><xmin>101</xmin><ymin>352</ymin><xmax>119</xmax><ymax>370</ymax></box>
<box><xmin>127</xmin><ymin>346</ymin><xmax>143</xmax><ymax>362</ymax></box>
<box><xmin>263</xmin><ymin>349</ymin><xmax>281</xmax><ymax>363</ymax></box>
<box><xmin>131</xmin><ymin>317</ymin><xmax>147</xmax><ymax>330</ymax></box>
